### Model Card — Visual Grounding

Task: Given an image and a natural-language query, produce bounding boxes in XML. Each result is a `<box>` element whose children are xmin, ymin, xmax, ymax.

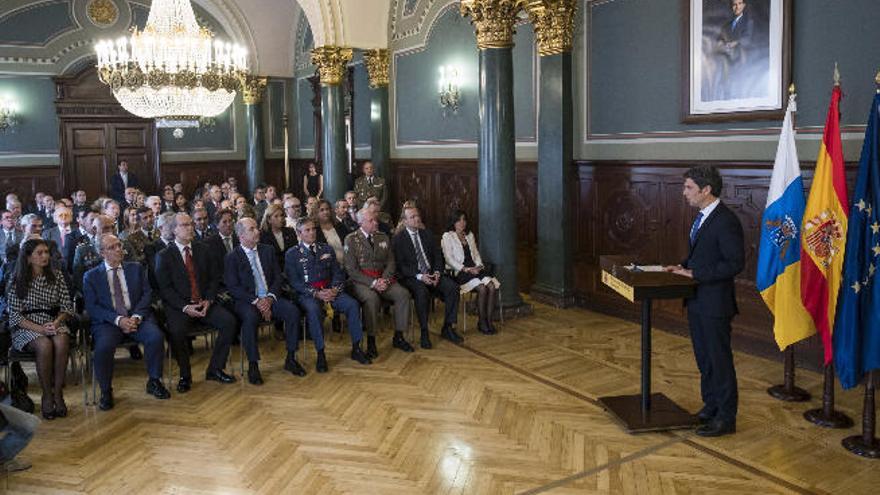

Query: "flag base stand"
<box><xmin>768</xmin><ymin>347</ymin><xmax>811</xmax><ymax>402</ymax></box>
<box><xmin>804</xmin><ymin>364</ymin><xmax>853</xmax><ymax>428</ymax></box>
<box><xmin>842</xmin><ymin>371</ymin><xmax>879</xmax><ymax>459</ymax></box>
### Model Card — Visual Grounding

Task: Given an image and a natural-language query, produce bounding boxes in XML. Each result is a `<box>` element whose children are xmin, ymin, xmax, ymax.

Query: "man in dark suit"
<box><xmin>225</xmin><ymin>218</ymin><xmax>304</xmax><ymax>384</ymax></box>
<box><xmin>83</xmin><ymin>235</ymin><xmax>170</xmax><ymax>410</ymax></box>
<box><xmin>0</xmin><ymin>209</ymin><xmax>23</xmax><ymax>264</ymax></box>
<box><xmin>334</xmin><ymin>199</ymin><xmax>358</xmax><ymax>233</ymax></box>
<box><xmin>392</xmin><ymin>206</ymin><xmax>462</xmax><ymax>348</ymax></box>
<box><xmin>64</xmin><ymin>210</ymin><xmax>93</xmax><ymax>274</ymax></box>
<box><xmin>665</xmin><ymin>165</ymin><xmax>744</xmax><ymax>437</ymax></box>
<box><xmin>110</xmin><ymin>161</ymin><xmax>139</xmax><ymax>204</ymax></box>
<box><xmin>204</xmin><ymin>209</ymin><xmax>239</xmax><ymax>278</ymax></box>
<box><xmin>191</xmin><ymin>207</ymin><xmax>216</xmax><ymax>242</ymax></box>
<box><xmin>143</xmin><ymin>212</ymin><xmax>176</xmax><ymax>291</ymax></box>
<box><xmin>156</xmin><ymin>213</ymin><xmax>237</xmax><ymax>392</ymax></box>
<box><xmin>286</xmin><ymin>217</ymin><xmax>371</xmax><ymax>372</ymax></box>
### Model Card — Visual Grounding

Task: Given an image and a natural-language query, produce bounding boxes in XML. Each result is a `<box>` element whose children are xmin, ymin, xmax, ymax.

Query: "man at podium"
<box><xmin>666</xmin><ymin>165</ymin><xmax>745</xmax><ymax>437</ymax></box>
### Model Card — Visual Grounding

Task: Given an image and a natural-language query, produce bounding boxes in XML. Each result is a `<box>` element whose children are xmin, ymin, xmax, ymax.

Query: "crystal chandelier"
<box><xmin>94</xmin><ymin>0</ymin><xmax>248</xmax><ymax>126</ymax></box>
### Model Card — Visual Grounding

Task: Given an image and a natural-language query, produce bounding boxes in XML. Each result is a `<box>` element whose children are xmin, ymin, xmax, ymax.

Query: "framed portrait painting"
<box><xmin>682</xmin><ymin>0</ymin><xmax>792</xmax><ymax>122</ymax></box>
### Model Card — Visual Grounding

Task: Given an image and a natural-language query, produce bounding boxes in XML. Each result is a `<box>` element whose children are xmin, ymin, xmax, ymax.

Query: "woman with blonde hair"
<box><xmin>259</xmin><ymin>203</ymin><xmax>297</xmax><ymax>269</ymax></box>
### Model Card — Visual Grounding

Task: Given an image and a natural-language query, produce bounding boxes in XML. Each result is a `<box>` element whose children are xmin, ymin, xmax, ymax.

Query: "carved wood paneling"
<box><xmin>0</xmin><ymin>166</ymin><xmax>62</xmax><ymax>205</ymax></box>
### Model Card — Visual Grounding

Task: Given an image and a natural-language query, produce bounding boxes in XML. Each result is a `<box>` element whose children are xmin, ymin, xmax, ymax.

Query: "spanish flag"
<box><xmin>757</xmin><ymin>92</ymin><xmax>815</xmax><ymax>350</ymax></box>
<box><xmin>801</xmin><ymin>85</ymin><xmax>849</xmax><ymax>365</ymax></box>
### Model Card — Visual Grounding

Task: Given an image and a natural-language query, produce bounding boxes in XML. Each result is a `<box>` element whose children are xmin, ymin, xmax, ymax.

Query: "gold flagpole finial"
<box><xmin>788</xmin><ymin>83</ymin><xmax>796</xmax><ymax>95</ymax></box>
<box><xmin>833</xmin><ymin>62</ymin><xmax>841</xmax><ymax>87</ymax></box>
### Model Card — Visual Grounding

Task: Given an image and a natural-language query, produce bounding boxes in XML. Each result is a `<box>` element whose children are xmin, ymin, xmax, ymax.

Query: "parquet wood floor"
<box><xmin>2</xmin><ymin>300</ymin><xmax>878</xmax><ymax>494</ymax></box>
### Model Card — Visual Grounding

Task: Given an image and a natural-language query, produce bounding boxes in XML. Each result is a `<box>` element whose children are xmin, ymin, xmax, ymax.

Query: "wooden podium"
<box><xmin>598</xmin><ymin>255</ymin><xmax>698</xmax><ymax>433</ymax></box>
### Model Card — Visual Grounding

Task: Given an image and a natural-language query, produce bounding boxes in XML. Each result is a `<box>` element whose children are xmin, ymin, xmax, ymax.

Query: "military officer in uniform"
<box><xmin>285</xmin><ymin>217</ymin><xmax>371</xmax><ymax>372</ymax></box>
<box><xmin>344</xmin><ymin>208</ymin><xmax>413</xmax><ymax>358</ymax></box>
<box><xmin>353</xmin><ymin>161</ymin><xmax>388</xmax><ymax>210</ymax></box>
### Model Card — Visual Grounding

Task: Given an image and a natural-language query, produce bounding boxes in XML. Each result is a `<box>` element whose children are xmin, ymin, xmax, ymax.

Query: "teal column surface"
<box><xmin>245</xmin><ymin>101</ymin><xmax>265</xmax><ymax>195</ymax></box>
<box><xmin>478</xmin><ymin>47</ymin><xmax>527</xmax><ymax>314</ymax></box>
<box><xmin>370</xmin><ymin>86</ymin><xmax>390</xmax><ymax>179</ymax></box>
<box><xmin>322</xmin><ymin>83</ymin><xmax>347</xmax><ymax>203</ymax></box>
<box><xmin>532</xmin><ymin>52</ymin><xmax>574</xmax><ymax>307</ymax></box>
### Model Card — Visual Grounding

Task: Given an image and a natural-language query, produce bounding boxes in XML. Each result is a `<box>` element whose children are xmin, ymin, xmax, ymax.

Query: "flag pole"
<box><xmin>842</xmin><ymin>370</ymin><xmax>880</xmax><ymax>458</ymax></box>
<box><xmin>804</xmin><ymin>65</ymin><xmax>853</xmax><ymax>427</ymax></box>
<box><xmin>767</xmin><ymin>83</ymin><xmax>811</xmax><ymax>403</ymax></box>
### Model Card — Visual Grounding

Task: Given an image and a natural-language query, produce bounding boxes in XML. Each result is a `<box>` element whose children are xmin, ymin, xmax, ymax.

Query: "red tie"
<box><xmin>183</xmin><ymin>246</ymin><xmax>201</xmax><ymax>302</ymax></box>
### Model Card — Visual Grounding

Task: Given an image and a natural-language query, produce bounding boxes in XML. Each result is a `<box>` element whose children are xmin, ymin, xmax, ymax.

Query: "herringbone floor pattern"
<box><xmin>2</xmin><ymin>301</ymin><xmax>878</xmax><ymax>494</ymax></box>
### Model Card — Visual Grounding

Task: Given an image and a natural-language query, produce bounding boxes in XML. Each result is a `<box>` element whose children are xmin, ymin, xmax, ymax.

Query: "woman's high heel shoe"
<box><xmin>41</xmin><ymin>396</ymin><xmax>56</xmax><ymax>420</ymax></box>
<box><xmin>54</xmin><ymin>396</ymin><xmax>68</xmax><ymax>418</ymax></box>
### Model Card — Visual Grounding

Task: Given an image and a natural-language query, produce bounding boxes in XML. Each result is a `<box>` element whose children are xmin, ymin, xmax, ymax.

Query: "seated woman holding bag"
<box><xmin>7</xmin><ymin>239</ymin><xmax>76</xmax><ymax>420</ymax></box>
<box><xmin>440</xmin><ymin>210</ymin><xmax>500</xmax><ymax>335</ymax></box>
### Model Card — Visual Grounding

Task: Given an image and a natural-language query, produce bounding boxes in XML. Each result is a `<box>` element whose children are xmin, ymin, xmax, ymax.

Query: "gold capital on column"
<box><xmin>363</xmin><ymin>49</ymin><xmax>390</xmax><ymax>88</ymax></box>
<box><xmin>525</xmin><ymin>0</ymin><xmax>577</xmax><ymax>56</ymax></box>
<box><xmin>460</xmin><ymin>0</ymin><xmax>526</xmax><ymax>50</ymax></box>
<box><xmin>311</xmin><ymin>46</ymin><xmax>354</xmax><ymax>85</ymax></box>
<box><xmin>241</xmin><ymin>76</ymin><xmax>268</xmax><ymax>105</ymax></box>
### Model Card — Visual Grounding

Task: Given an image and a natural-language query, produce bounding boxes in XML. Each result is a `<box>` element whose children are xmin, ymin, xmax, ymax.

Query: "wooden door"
<box><xmin>55</xmin><ymin>65</ymin><xmax>158</xmax><ymax>199</ymax></box>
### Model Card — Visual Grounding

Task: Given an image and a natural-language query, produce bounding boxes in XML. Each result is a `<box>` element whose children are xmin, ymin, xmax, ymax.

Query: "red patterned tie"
<box><xmin>183</xmin><ymin>246</ymin><xmax>201</xmax><ymax>302</ymax></box>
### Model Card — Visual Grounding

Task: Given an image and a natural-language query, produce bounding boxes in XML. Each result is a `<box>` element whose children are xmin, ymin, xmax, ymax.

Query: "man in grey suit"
<box><xmin>42</xmin><ymin>206</ymin><xmax>74</xmax><ymax>257</ymax></box>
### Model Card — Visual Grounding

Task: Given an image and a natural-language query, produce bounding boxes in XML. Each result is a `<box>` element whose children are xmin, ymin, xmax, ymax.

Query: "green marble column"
<box><xmin>243</xmin><ymin>77</ymin><xmax>267</xmax><ymax>196</ymax></box>
<box><xmin>364</xmin><ymin>49</ymin><xmax>391</xmax><ymax>178</ymax></box>
<box><xmin>478</xmin><ymin>47</ymin><xmax>525</xmax><ymax>312</ymax></box>
<box><xmin>528</xmin><ymin>0</ymin><xmax>577</xmax><ymax>307</ymax></box>
<box><xmin>462</xmin><ymin>0</ymin><xmax>530</xmax><ymax>317</ymax></box>
<box><xmin>312</xmin><ymin>46</ymin><xmax>353</xmax><ymax>203</ymax></box>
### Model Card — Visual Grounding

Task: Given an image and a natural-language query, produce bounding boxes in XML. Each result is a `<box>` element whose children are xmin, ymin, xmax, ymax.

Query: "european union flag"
<box><xmin>833</xmin><ymin>92</ymin><xmax>880</xmax><ymax>390</ymax></box>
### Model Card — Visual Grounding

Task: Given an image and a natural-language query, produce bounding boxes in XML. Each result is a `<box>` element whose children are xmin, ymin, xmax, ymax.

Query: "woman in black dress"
<box><xmin>440</xmin><ymin>210</ymin><xmax>500</xmax><ymax>335</ymax></box>
<box><xmin>303</xmin><ymin>162</ymin><xmax>324</xmax><ymax>199</ymax></box>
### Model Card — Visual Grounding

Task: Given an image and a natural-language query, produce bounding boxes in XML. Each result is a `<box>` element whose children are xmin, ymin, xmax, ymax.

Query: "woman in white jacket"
<box><xmin>441</xmin><ymin>210</ymin><xmax>500</xmax><ymax>334</ymax></box>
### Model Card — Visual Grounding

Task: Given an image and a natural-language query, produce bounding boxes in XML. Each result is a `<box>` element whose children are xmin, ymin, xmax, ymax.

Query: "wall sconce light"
<box><xmin>0</xmin><ymin>97</ymin><xmax>20</xmax><ymax>133</ymax></box>
<box><xmin>438</xmin><ymin>65</ymin><xmax>461</xmax><ymax>114</ymax></box>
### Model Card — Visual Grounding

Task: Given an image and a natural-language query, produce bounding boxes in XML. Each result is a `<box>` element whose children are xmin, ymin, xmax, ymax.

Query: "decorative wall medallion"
<box><xmin>87</xmin><ymin>0</ymin><xmax>118</xmax><ymax>27</ymax></box>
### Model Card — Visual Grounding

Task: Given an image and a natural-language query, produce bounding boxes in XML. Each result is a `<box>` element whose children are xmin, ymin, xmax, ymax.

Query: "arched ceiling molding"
<box><xmin>337</xmin><ymin>0</ymin><xmax>390</xmax><ymax>49</ymax></box>
<box><xmin>391</xmin><ymin>0</ymin><xmax>457</xmax><ymax>53</ymax></box>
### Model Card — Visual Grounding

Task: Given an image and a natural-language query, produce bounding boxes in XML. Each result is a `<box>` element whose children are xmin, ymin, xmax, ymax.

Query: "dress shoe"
<box><xmin>316</xmin><ymin>349</ymin><xmax>329</xmax><ymax>373</ymax></box>
<box><xmin>351</xmin><ymin>344</ymin><xmax>372</xmax><ymax>365</ymax></box>
<box><xmin>98</xmin><ymin>391</ymin><xmax>114</xmax><ymax>411</ymax></box>
<box><xmin>177</xmin><ymin>376</ymin><xmax>192</xmax><ymax>393</ymax></box>
<box><xmin>284</xmin><ymin>356</ymin><xmax>307</xmax><ymax>377</ymax></box>
<box><xmin>420</xmin><ymin>330</ymin><xmax>433</xmax><ymax>349</ymax></box>
<box><xmin>40</xmin><ymin>395</ymin><xmax>55</xmax><ymax>420</ymax></box>
<box><xmin>696</xmin><ymin>418</ymin><xmax>736</xmax><ymax>437</ymax></box>
<box><xmin>440</xmin><ymin>325</ymin><xmax>464</xmax><ymax>344</ymax></box>
<box><xmin>54</xmin><ymin>396</ymin><xmax>68</xmax><ymax>418</ymax></box>
<box><xmin>477</xmin><ymin>319</ymin><xmax>495</xmax><ymax>335</ymax></box>
<box><xmin>129</xmin><ymin>345</ymin><xmax>143</xmax><ymax>360</ymax></box>
<box><xmin>146</xmin><ymin>378</ymin><xmax>171</xmax><ymax>399</ymax></box>
<box><xmin>366</xmin><ymin>336</ymin><xmax>379</xmax><ymax>359</ymax></box>
<box><xmin>205</xmin><ymin>369</ymin><xmax>236</xmax><ymax>384</ymax></box>
<box><xmin>696</xmin><ymin>407</ymin><xmax>716</xmax><ymax>425</ymax></box>
<box><xmin>392</xmin><ymin>334</ymin><xmax>414</xmax><ymax>352</ymax></box>
<box><xmin>248</xmin><ymin>362</ymin><xmax>264</xmax><ymax>385</ymax></box>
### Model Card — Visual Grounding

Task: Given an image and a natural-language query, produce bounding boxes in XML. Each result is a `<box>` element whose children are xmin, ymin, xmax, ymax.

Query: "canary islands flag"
<box><xmin>833</xmin><ymin>91</ymin><xmax>880</xmax><ymax>390</ymax></box>
<box><xmin>757</xmin><ymin>93</ymin><xmax>815</xmax><ymax>350</ymax></box>
<box><xmin>801</xmin><ymin>85</ymin><xmax>849</xmax><ymax>365</ymax></box>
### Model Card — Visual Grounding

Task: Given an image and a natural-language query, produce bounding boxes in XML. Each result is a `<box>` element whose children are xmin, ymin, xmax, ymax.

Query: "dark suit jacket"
<box><xmin>63</xmin><ymin>230</ymin><xmax>87</xmax><ymax>274</ymax></box>
<box><xmin>391</xmin><ymin>228</ymin><xmax>444</xmax><ymax>281</ymax></box>
<box><xmin>156</xmin><ymin>241</ymin><xmax>219</xmax><ymax>311</ymax></box>
<box><xmin>260</xmin><ymin>228</ymin><xmax>297</xmax><ymax>268</ymax></box>
<box><xmin>83</xmin><ymin>261</ymin><xmax>153</xmax><ymax>327</ymax></box>
<box><xmin>0</xmin><ymin>229</ymin><xmax>24</xmax><ymax>263</ymax></box>
<box><xmin>110</xmin><ymin>172</ymin><xmax>139</xmax><ymax>203</ymax></box>
<box><xmin>224</xmin><ymin>244</ymin><xmax>283</xmax><ymax>303</ymax></box>
<box><xmin>682</xmin><ymin>202</ymin><xmax>745</xmax><ymax>318</ymax></box>
<box><xmin>203</xmin><ymin>233</ymin><xmax>239</xmax><ymax>290</ymax></box>
<box><xmin>143</xmin><ymin>239</ymin><xmax>171</xmax><ymax>291</ymax></box>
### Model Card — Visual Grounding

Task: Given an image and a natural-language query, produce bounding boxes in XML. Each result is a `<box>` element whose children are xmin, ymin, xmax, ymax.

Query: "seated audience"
<box><xmin>286</xmin><ymin>217</ymin><xmax>371</xmax><ymax>372</ymax></box>
<box><xmin>344</xmin><ymin>191</ymin><xmax>359</xmax><ymax>224</ymax></box>
<box><xmin>120</xmin><ymin>207</ymin><xmax>148</xmax><ymax>264</ymax></box>
<box><xmin>1</xmin><ymin>210</ymin><xmax>24</xmax><ymax>264</ymax></box>
<box><xmin>224</xmin><ymin>218</ymin><xmax>304</xmax><ymax>384</ymax></box>
<box><xmin>143</xmin><ymin>211</ymin><xmax>176</xmax><ymax>290</ymax></box>
<box><xmin>145</xmin><ymin>196</ymin><xmax>161</xmax><ymax>217</ymax></box>
<box><xmin>284</xmin><ymin>197</ymin><xmax>303</xmax><ymax>228</ymax></box>
<box><xmin>441</xmin><ymin>210</ymin><xmax>500</xmax><ymax>335</ymax></box>
<box><xmin>83</xmin><ymin>234</ymin><xmax>170</xmax><ymax>410</ymax></box>
<box><xmin>304</xmin><ymin>195</ymin><xmax>319</xmax><ymax>218</ymax></box>
<box><xmin>392</xmin><ymin>206</ymin><xmax>463</xmax><ymax>347</ymax></box>
<box><xmin>316</xmin><ymin>200</ymin><xmax>351</xmax><ymax>264</ymax></box>
<box><xmin>42</xmin><ymin>206</ymin><xmax>73</xmax><ymax>255</ymax></box>
<box><xmin>71</xmin><ymin>190</ymin><xmax>89</xmax><ymax>218</ymax></box>
<box><xmin>335</xmin><ymin>199</ymin><xmax>357</xmax><ymax>232</ymax></box>
<box><xmin>192</xmin><ymin>207</ymin><xmax>214</xmax><ymax>242</ymax></box>
<box><xmin>7</xmin><ymin>239</ymin><xmax>75</xmax><ymax>419</ymax></box>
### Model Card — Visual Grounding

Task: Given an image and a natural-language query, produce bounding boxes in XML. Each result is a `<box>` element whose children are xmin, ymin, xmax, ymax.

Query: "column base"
<box><xmin>495</xmin><ymin>300</ymin><xmax>533</xmax><ymax>321</ymax></box>
<box><xmin>530</xmin><ymin>283</ymin><xmax>576</xmax><ymax>308</ymax></box>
